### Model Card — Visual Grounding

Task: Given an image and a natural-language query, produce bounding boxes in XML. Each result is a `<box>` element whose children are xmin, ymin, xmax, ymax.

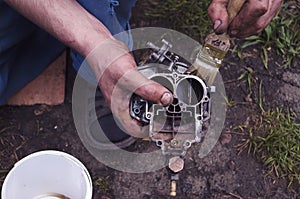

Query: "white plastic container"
<box><xmin>1</xmin><ymin>150</ymin><xmax>93</xmax><ymax>199</ymax></box>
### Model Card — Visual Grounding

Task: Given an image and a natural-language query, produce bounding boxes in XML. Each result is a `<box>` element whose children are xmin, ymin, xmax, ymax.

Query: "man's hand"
<box><xmin>5</xmin><ymin>0</ymin><xmax>173</xmax><ymax>138</ymax></box>
<box><xmin>87</xmin><ymin>40</ymin><xmax>173</xmax><ymax>138</ymax></box>
<box><xmin>208</xmin><ymin>0</ymin><xmax>283</xmax><ymax>38</ymax></box>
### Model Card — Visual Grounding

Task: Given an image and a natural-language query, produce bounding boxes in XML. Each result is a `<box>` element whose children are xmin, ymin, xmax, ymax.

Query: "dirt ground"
<box><xmin>0</xmin><ymin>3</ymin><xmax>300</xmax><ymax>199</ymax></box>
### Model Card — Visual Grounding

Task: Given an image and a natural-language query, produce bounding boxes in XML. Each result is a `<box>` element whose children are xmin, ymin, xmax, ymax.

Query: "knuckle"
<box><xmin>248</xmin><ymin>0</ymin><xmax>268</xmax><ymax>16</ymax></box>
<box><xmin>255</xmin><ymin>21</ymin><xmax>267</xmax><ymax>31</ymax></box>
<box><xmin>255</xmin><ymin>2</ymin><xmax>268</xmax><ymax>15</ymax></box>
<box><xmin>147</xmin><ymin>87</ymin><xmax>158</xmax><ymax>97</ymax></box>
<box><xmin>147</xmin><ymin>90</ymin><xmax>161</xmax><ymax>102</ymax></box>
<box><xmin>259</xmin><ymin>5</ymin><xmax>268</xmax><ymax>14</ymax></box>
<box><xmin>208</xmin><ymin>0</ymin><xmax>227</xmax><ymax>17</ymax></box>
<box><xmin>138</xmin><ymin>82</ymin><xmax>162</xmax><ymax>102</ymax></box>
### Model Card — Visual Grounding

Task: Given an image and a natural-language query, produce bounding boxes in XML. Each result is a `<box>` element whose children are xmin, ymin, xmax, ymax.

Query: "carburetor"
<box><xmin>130</xmin><ymin>39</ymin><xmax>212</xmax><ymax>158</ymax></box>
<box><xmin>129</xmin><ymin>39</ymin><xmax>217</xmax><ymax>196</ymax></box>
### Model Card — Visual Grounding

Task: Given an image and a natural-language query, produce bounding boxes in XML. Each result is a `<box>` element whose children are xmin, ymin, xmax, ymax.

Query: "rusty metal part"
<box><xmin>170</xmin><ymin>180</ymin><xmax>177</xmax><ymax>197</ymax></box>
<box><xmin>168</xmin><ymin>156</ymin><xmax>184</xmax><ymax>173</ymax></box>
<box><xmin>204</xmin><ymin>33</ymin><xmax>230</xmax><ymax>59</ymax></box>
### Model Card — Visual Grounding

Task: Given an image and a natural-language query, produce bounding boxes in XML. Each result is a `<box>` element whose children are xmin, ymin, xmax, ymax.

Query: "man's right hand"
<box><xmin>208</xmin><ymin>0</ymin><xmax>283</xmax><ymax>38</ymax></box>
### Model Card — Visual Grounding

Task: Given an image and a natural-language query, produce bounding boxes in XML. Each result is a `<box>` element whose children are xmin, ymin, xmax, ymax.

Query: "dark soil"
<box><xmin>0</xmin><ymin>2</ymin><xmax>299</xmax><ymax>199</ymax></box>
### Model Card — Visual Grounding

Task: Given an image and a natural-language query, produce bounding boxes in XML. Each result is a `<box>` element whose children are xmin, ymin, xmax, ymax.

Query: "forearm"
<box><xmin>4</xmin><ymin>0</ymin><xmax>114</xmax><ymax>57</ymax></box>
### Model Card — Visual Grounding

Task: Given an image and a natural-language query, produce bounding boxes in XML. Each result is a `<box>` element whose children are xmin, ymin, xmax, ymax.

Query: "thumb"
<box><xmin>135</xmin><ymin>80</ymin><xmax>173</xmax><ymax>106</ymax></box>
<box><xmin>208</xmin><ymin>0</ymin><xmax>230</xmax><ymax>34</ymax></box>
<box><xmin>117</xmin><ymin>69</ymin><xmax>173</xmax><ymax>106</ymax></box>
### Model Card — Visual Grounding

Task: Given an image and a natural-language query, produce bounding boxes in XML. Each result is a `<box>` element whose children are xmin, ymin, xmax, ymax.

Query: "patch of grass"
<box><xmin>0</xmin><ymin>126</ymin><xmax>13</xmax><ymax>145</ymax></box>
<box><xmin>94</xmin><ymin>176</ymin><xmax>110</xmax><ymax>192</ymax></box>
<box><xmin>258</xmin><ymin>81</ymin><xmax>264</xmax><ymax>113</ymax></box>
<box><xmin>237</xmin><ymin>108</ymin><xmax>300</xmax><ymax>187</ymax></box>
<box><xmin>223</xmin><ymin>95</ymin><xmax>236</xmax><ymax>108</ymax></box>
<box><xmin>239</xmin><ymin>1</ymin><xmax>300</xmax><ymax>68</ymax></box>
<box><xmin>0</xmin><ymin>169</ymin><xmax>8</xmax><ymax>174</ymax></box>
<box><xmin>140</xmin><ymin>0</ymin><xmax>212</xmax><ymax>41</ymax></box>
<box><xmin>237</xmin><ymin>66</ymin><xmax>256</xmax><ymax>94</ymax></box>
<box><xmin>140</xmin><ymin>0</ymin><xmax>299</xmax><ymax>69</ymax></box>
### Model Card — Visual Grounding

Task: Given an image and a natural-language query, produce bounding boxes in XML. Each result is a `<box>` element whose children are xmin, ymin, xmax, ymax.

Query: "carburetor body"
<box><xmin>130</xmin><ymin>40</ymin><xmax>211</xmax><ymax>157</ymax></box>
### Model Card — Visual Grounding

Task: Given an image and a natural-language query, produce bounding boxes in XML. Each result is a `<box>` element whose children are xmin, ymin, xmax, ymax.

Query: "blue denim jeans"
<box><xmin>0</xmin><ymin>0</ymin><xmax>136</xmax><ymax>104</ymax></box>
<box><xmin>72</xmin><ymin>0</ymin><xmax>136</xmax><ymax>84</ymax></box>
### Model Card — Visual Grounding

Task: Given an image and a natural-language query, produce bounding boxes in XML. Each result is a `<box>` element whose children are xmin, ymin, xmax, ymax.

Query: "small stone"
<box><xmin>34</xmin><ymin>104</ymin><xmax>51</xmax><ymax>116</ymax></box>
<box><xmin>220</xmin><ymin>133</ymin><xmax>232</xmax><ymax>145</ymax></box>
<box><xmin>245</xmin><ymin>94</ymin><xmax>253</xmax><ymax>103</ymax></box>
<box><xmin>228</xmin><ymin>160</ymin><xmax>236</xmax><ymax>170</ymax></box>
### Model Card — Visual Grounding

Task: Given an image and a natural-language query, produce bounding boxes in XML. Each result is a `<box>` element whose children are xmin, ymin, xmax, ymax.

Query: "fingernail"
<box><xmin>160</xmin><ymin>92</ymin><xmax>172</xmax><ymax>105</ymax></box>
<box><xmin>214</xmin><ymin>20</ymin><xmax>222</xmax><ymax>30</ymax></box>
<box><xmin>230</xmin><ymin>30</ymin><xmax>239</xmax><ymax>35</ymax></box>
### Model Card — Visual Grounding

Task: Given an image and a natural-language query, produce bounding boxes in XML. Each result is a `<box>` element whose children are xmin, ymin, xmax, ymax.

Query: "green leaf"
<box><xmin>261</xmin><ymin>48</ymin><xmax>269</xmax><ymax>69</ymax></box>
<box><xmin>240</xmin><ymin>40</ymin><xmax>262</xmax><ymax>49</ymax></box>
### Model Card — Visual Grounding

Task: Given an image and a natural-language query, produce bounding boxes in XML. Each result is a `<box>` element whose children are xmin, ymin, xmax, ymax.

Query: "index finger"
<box><xmin>208</xmin><ymin>0</ymin><xmax>230</xmax><ymax>34</ymax></box>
